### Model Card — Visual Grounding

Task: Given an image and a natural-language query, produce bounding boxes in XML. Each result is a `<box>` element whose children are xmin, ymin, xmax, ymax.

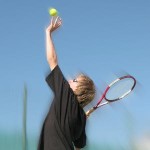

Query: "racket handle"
<box><xmin>86</xmin><ymin>108</ymin><xmax>95</xmax><ymax>118</ymax></box>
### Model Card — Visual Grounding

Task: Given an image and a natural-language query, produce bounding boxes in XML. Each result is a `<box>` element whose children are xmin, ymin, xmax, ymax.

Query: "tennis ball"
<box><xmin>49</xmin><ymin>8</ymin><xmax>58</xmax><ymax>16</ymax></box>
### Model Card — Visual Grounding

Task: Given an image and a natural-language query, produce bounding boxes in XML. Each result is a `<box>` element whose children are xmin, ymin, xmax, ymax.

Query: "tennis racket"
<box><xmin>86</xmin><ymin>75</ymin><xmax>136</xmax><ymax>117</ymax></box>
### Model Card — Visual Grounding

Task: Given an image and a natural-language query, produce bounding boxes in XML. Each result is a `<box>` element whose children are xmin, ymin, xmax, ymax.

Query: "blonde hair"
<box><xmin>74</xmin><ymin>74</ymin><xmax>96</xmax><ymax>107</ymax></box>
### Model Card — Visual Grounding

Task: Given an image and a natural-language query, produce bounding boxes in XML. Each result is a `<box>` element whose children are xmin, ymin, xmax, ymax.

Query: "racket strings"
<box><xmin>86</xmin><ymin>76</ymin><xmax>136</xmax><ymax>117</ymax></box>
<box><xmin>106</xmin><ymin>78</ymin><xmax>134</xmax><ymax>100</ymax></box>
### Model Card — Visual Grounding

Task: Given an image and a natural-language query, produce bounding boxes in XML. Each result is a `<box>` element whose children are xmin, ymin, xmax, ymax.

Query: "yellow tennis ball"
<box><xmin>49</xmin><ymin>8</ymin><xmax>58</xmax><ymax>16</ymax></box>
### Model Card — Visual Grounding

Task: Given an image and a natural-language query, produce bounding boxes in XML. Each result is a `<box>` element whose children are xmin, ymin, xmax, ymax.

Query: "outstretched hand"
<box><xmin>46</xmin><ymin>16</ymin><xmax>62</xmax><ymax>34</ymax></box>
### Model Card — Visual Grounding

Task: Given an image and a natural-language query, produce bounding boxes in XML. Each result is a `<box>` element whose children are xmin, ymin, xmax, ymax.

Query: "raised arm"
<box><xmin>45</xmin><ymin>17</ymin><xmax>62</xmax><ymax>70</ymax></box>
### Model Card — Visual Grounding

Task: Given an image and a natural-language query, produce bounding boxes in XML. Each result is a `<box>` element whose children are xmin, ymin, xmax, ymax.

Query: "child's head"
<box><xmin>68</xmin><ymin>74</ymin><xmax>96</xmax><ymax>107</ymax></box>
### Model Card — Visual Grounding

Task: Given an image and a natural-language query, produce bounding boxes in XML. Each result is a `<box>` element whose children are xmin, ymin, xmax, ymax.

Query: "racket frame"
<box><xmin>86</xmin><ymin>75</ymin><xmax>136</xmax><ymax>117</ymax></box>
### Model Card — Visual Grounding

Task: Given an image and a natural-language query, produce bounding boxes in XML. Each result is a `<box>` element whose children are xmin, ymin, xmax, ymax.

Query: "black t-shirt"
<box><xmin>38</xmin><ymin>65</ymin><xmax>86</xmax><ymax>150</ymax></box>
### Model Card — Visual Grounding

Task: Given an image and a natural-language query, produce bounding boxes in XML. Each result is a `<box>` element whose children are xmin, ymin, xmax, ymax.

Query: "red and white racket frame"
<box><xmin>86</xmin><ymin>75</ymin><xmax>136</xmax><ymax>117</ymax></box>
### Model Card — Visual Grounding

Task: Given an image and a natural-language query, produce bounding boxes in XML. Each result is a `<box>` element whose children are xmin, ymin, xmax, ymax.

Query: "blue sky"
<box><xmin>0</xmin><ymin>0</ymin><xmax>150</xmax><ymax>148</ymax></box>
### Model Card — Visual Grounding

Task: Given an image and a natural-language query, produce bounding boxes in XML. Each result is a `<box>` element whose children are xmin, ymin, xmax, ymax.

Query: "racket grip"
<box><xmin>86</xmin><ymin>108</ymin><xmax>95</xmax><ymax>118</ymax></box>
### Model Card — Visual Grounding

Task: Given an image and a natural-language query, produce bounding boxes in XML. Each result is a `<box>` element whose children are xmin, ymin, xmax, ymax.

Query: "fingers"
<box><xmin>49</xmin><ymin>16</ymin><xmax>60</xmax><ymax>26</ymax></box>
<box><xmin>53</xmin><ymin>16</ymin><xmax>59</xmax><ymax>26</ymax></box>
<box><xmin>52</xmin><ymin>16</ymin><xmax>62</xmax><ymax>27</ymax></box>
<box><xmin>52</xmin><ymin>17</ymin><xmax>62</xmax><ymax>31</ymax></box>
<box><xmin>46</xmin><ymin>16</ymin><xmax>62</xmax><ymax>33</ymax></box>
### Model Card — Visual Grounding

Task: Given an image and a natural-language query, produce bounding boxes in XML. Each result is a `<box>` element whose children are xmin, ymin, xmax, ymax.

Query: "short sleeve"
<box><xmin>45</xmin><ymin>65</ymin><xmax>65</xmax><ymax>94</ymax></box>
<box><xmin>45</xmin><ymin>65</ymin><xmax>76</xmax><ymax>124</ymax></box>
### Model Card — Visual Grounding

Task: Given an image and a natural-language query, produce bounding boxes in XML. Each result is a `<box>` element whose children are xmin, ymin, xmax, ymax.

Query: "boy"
<box><xmin>38</xmin><ymin>17</ymin><xmax>95</xmax><ymax>150</ymax></box>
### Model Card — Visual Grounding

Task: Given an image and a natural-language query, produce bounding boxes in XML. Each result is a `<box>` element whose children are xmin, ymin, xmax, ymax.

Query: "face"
<box><xmin>68</xmin><ymin>76</ymin><xmax>81</xmax><ymax>92</ymax></box>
